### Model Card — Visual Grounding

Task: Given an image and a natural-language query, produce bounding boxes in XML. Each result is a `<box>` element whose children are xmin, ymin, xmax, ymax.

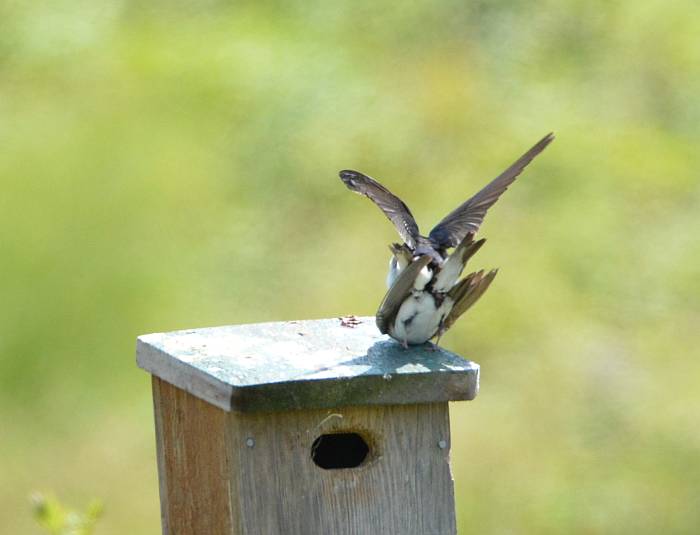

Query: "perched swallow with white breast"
<box><xmin>340</xmin><ymin>132</ymin><xmax>554</xmax><ymax>346</ymax></box>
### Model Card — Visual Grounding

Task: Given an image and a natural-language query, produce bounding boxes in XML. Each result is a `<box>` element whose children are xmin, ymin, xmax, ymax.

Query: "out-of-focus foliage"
<box><xmin>1</xmin><ymin>1</ymin><xmax>698</xmax><ymax>533</ymax></box>
<box><xmin>31</xmin><ymin>493</ymin><xmax>102</xmax><ymax>535</ymax></box>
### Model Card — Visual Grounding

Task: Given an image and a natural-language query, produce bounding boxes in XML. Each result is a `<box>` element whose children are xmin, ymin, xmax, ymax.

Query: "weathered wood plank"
<box><xmin>152</xmin><ymin>377</ymin><xmax>237</xmax><ymax>534</ymax></box>
<box><xmin>152</xmin><ymin>376</ymin><xmax>456</xmax><ymax>534</ymax></box>
<box><xmin>227</xmin><ymin>402</ymin><xmax>456</xmax><ymax>535</ymax></box>
<box><xmin>137</xmin><ymin>317</ymin><xmax>479</xmax><ymax>412</ymax></box>
<box><xmin>144</xmin><ymin>318</ymin><xmax>472</xmax><ymax>534</ymax></box>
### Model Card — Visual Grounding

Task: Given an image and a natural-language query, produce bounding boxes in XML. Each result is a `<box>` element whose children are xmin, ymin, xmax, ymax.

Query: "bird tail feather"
<box><xmin>442</xmin><ymin>268</ymin><xmax>498</xmax><ymax>332</ymax></box>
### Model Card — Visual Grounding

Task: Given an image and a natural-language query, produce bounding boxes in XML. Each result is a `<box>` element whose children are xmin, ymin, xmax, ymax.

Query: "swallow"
<box><xmin>340</xmin><ymin>132</ymin><xmax>554</xmax><ymax>346</ymax></box>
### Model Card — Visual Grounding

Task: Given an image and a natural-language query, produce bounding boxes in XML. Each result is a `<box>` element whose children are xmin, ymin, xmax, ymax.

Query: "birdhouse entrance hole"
<box><xmin>311</xmin><ymin>432</ymin><xmax>370</xmax><ymax>469</ymax></box>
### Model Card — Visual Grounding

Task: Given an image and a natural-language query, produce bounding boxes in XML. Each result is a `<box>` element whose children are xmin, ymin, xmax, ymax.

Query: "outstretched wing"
<box><xmin>429</xmin><ymin>133</ymin><xmax>554</xmax><ymax>249</ymax></box>
<box><xmin>376</xmin><ymin>255</ymin><xmax>432</xmax><ymax>334</ymax></box>
<box><xmin>340</xmin><ymin>170</ymin><xmax>421</xmax><ymax>249</ymax></box>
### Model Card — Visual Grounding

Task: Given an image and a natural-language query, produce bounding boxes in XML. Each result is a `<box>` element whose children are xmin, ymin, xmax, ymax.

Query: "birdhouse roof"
<box><xmin>136</xmin><ymin>317</ymin><xmax>479</xmax><ymax>412</ymax></box>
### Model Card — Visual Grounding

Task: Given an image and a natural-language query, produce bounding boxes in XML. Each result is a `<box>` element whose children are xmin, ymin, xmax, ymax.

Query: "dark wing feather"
<box><xmin>340</xmin><ymin>170</ymin><xmax>421</xmax><ymax>249</ymax></box>
<box><xmin>440</xmin><ymin>269</ymin><xmax>498</xmax><ymax>333</ymax></box>
<box><xmin>429</xmin><ymin>133</ymin><xmax>554</xmax><ymax>248</ymax></box>
<box><xmin>376</xmin><ymin>255</ymin><xmax>432</xmax><ymax>334</ymax></box>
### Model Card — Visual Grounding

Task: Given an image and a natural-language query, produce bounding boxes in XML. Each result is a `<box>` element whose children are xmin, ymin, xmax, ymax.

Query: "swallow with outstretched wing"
<box><xmin>340</xmin><ymin>132</ymin><xmax>554</xmax><ymax>346</ymax></box>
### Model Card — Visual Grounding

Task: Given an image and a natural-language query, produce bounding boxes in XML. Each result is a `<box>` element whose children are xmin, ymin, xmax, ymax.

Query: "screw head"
<box><xmin>245</xmin><ymin>437</ymin><xmax>255</xmax><ymax>448</ymax></box>
<box><xmin>438</xmin><ymin>439</ymin><xmax>448</xmax><ymax>449</ymax></box>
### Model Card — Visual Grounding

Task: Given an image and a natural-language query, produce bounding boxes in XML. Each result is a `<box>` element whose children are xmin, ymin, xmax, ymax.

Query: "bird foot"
<box><xmin>429</xmin><ymin>333</ymin><xmax>444</xmax><ymax>352</ymax></box>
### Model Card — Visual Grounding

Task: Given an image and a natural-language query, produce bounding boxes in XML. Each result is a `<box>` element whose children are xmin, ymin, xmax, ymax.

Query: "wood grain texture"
<box><xmin>227</xmin><ymin>402</ymin><xmax>456</xmax><ymax>535</ymax></box>
<box><xmin>153</xmin><ymin>376</ymin><xmax>456</xmax><ymax>535</ymax></box>
<box><xmin>153</xmin><ymin>377</ymin><xmax>236</xmax><ymax>534</ymax></box>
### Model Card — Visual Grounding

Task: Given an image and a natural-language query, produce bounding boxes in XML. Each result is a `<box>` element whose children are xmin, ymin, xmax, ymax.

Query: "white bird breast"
<box><xmin>386</xmin><ymin>257</ymin><xmax>400</xmax><ymax>288</ymax></box>
<box><xmin>385</xmin><ymin>256</ymin><xmax>432</xmax><ymax>291</ymax></box>
<box><xmin>384</xmin><ymin>256</ymin><xmax>454</xmax><ymax>345</ymax></box>
<box><xmin>390</xmin><ymin>291</ymin><xmax>455</xmax><ymax>345</ymax></box>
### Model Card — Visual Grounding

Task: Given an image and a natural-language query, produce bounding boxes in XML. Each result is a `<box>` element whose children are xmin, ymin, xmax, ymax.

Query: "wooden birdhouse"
<box><xmin>136</xmin><ymin>317</ymin><xmax>480</xmax><ymax>535</ymax></box>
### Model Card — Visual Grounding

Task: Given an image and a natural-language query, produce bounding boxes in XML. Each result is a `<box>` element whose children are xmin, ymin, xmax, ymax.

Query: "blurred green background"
<box><xmin>2</xmin><ymin>1</ymin><xmax>699</xmax><ymax>533</ymax></box>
